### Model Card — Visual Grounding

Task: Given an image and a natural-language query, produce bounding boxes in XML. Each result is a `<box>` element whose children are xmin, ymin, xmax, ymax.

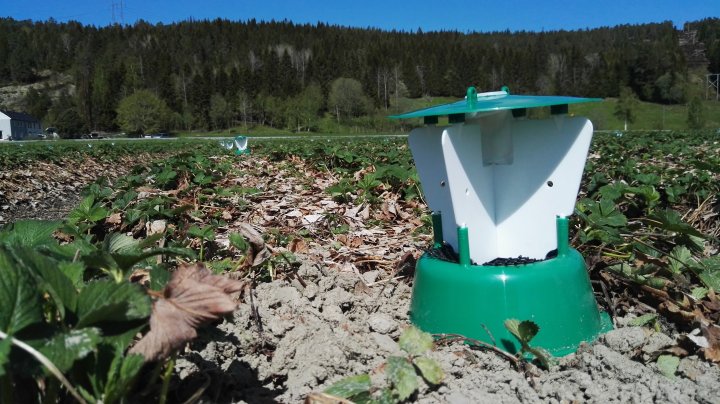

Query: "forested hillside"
<box><xmin>0</xmin><ymin>17</ymin><xmax>718</xmax><ymax>134</ymax></box>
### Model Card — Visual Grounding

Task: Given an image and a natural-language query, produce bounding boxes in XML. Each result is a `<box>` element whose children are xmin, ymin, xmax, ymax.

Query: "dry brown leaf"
<box><xmin>106</xmin><ymin>212</ymin><xmax>122</xmax><ymax>225</ymax></box>
<box><xmin>238</xmin><ymin>223</ymin><xmax>265</xmax><ymax>252</ymax></box>
<box><xmin>129</xmin><ymin>263</ymin><xmax>246</xmax><ymax>362</ymax></box>
<box><xmin>305</xmin><ymin>392</ymin><xmax>354</xmax><ymax>404</ymax></box>
<box><xmin>288</xmin><ymin>238</ymin><xmax>309</xmax><ymax>253</ymax></box>
<box><xmin>146</xmin><ymin>219</ymin><xmax>167</xmax><ymax>236</ymax></box>
<box><xmin>701</xmin><ymin>325</ymin><xmax>720</xmax><ymax>362</ymax></box>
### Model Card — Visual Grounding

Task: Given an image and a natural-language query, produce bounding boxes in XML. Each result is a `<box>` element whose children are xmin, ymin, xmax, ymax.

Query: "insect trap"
<box><xmin>220</xmin><ymin>136</ymin><xmax>251</xmax><ymax>155</ymax></box>
<box><xmin>392</xmin><ymin>87</ymin><xmax>613</xmax><ymax>356</ymax></box>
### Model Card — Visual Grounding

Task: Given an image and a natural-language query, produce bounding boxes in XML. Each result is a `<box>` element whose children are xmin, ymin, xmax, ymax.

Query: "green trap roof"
<box><xmin>390</xmin><ymin>86</ymin><xmax>601</xmax><ymax>120</ymax></box>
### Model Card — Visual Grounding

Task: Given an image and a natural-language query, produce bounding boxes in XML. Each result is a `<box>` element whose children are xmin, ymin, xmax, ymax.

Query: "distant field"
<box><xmin>571</xmin><ymin>98</ymin><xmax>720</xmax><ymax>131</ymax></box>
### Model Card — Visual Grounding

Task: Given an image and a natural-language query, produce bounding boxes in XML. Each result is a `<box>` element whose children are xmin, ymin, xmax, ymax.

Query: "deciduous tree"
<box><xmin>328</xmin><ymin>77</ymin><xmax>371</xmax><ymax>122</ymax></box>
<box><xmin>116</xmin><ymin>90</ymin><xmax>171</xmax><ymax>135</ymax></box>
<box><xmin>614</xmin><ymin>86</ymin><xmax>639</xmax><ymax>131</ymax></box>
<box><xmin>687</xmin><ymin>97</ymin><xmax>705</xmax><ymax>130</ymax></box>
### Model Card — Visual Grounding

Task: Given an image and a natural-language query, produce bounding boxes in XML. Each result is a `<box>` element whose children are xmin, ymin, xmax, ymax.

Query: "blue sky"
<box><xmin>2</xmin><ymin>0</ymin><xmax>719</xmax><ymax>32</ymax></box>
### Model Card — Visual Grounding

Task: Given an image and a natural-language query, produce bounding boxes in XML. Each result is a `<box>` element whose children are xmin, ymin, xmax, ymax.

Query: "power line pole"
<box><xmin>111</xmin><ymin>0</ymin><xmax>125</xmax><ymax>25</ymax></box>
<box><xmin>707</xmin><ymin>73</ymin><xmax>719</xmax><ymax>101</ymax></box>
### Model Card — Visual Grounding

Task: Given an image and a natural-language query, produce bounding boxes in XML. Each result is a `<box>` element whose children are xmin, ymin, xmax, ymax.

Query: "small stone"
<box><xmin>303</xmin><ymin>282</ymin><xmax>319</xmax><ymax>299</ymax></box>
<box><xmin>367</xmin><ymin>313</ymin><xmax>397</xmax><ymax>334</ymax></box>
<box><xmin>372</xmin><ymin>332</ymin><xmax>401</xmax><ymax>354</ymax></box>
<box><xmin>362</xmin><ymin>270</ymin><xmax>379</xmax><ymax>284</ymax></box>
<box><xmin>603</xmin><ymin>327</ymin><xmax>647</xmax><ymax>353</ymax></box>
<box><xmin>641</xmin><ymin>331</ymin><xmax>675</xmax><ymax>355</ymax></box>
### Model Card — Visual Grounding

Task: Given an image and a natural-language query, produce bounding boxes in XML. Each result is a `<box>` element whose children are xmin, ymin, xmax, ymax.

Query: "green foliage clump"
<box><xmin>686</xmin><ymin>96</ymin><xmax>705</xmax><ymax>130</ymax></box>
<box><xmin>116</xmin><ymin>90</ymin><xmax>172</xmax><ymax>135</ymax></box>
<box><xmin>322</xmin><ymin>326</ymin><xmax>445</xmax><ymax>403</ymax></box>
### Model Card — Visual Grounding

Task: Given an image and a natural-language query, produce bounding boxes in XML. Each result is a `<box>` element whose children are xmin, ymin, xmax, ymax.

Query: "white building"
<box><xmin>0</xmin><ymin>110</ymin><xmax>43</xmax><ymax>141</ymax></box>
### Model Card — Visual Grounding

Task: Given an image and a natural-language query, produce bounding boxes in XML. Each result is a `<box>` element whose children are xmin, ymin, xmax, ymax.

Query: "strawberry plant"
<box><xmin>319</xmin><ymin>326</ymin><xmax>445</xmax><ymax>403</ymax></box>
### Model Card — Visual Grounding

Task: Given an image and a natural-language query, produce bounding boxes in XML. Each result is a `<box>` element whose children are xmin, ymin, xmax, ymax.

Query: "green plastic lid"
<box><xmin>390</xmin><ymin>86</ymin><xmax>601</xmax><ymax>119</ymax></box>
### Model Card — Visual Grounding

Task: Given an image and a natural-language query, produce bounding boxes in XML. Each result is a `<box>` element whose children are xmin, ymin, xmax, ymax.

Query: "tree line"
<box><xmin>1</xmin><ymin>17</ymin><xmax>718</xmax><ymax>134</ymax></box>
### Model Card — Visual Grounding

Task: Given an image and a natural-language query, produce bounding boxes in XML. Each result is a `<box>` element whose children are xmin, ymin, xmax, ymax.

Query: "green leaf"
<box><xmin>103</xmin><ymin>353</ymin><xmax>145</xmax><ymax>404</ymax></box>
<box><xmin>691</xmin><ymin>287</ymin><xmax>709</xmax><ymax>300</ymax></box>
<box><xmin>504</xmin><ymin>319</ymin><xmax>539</xmax><ymax>344</ymax></box>
<box><xmin>0</xmin><ymin>336</ymin><xmax>11</xmax><ymax>377</ymax></box>
<box><xmin>657</xmin><ymin>355</ymin><xmax>680</xmax><ymax>379</ymax></box>
<box><xmin>76</xmin><ymin>280</ymin><xmax>151</xmax><ymax>328</ymax></box>
<box><xmin>413</xmin><ymin>356</ymin><xmax>445</xmax><ymax>385</ymax></box>
<box><xmin>68</xmin><ymin>195</ymin><xmax>109</xmax><ymax>224</ymax></box>
<box><xmin>229</xmin><ymin>233</ymin><xmax>249</xmax><ymax>251</ymax></box>
<box><xmin>628</xmin><ymin>313</ymin><xmax>658</xmax><ymax>327</ymax></box>
<box><xmin>6</xmin><ymin>246</ymin><xmax>78</xmax><ymax>318</ymax></box>
<box><xmin>0</xmin><ymin>248</ymin><xmax>43</xmax><ymax>334</ymax></box>
<box><xmin>324</xmin><ymin>374</ymin><xmax>372</xmax><ymax>399</ymax></box>
<box><xmin>375</xmin><ymin>388</ymin><xmax>395</xmax><ymax>404</ymax></box>
<box><xmin>103</xmin><ymin>233</ymin><xmax>140</xmax><ymax>254</ymax></box>
<box><xmin>0</xmin><ymin>220</ymin><xmax>62</xmax><ymax>247</ymax></box>
<box><xmin>526</xmin><ymin>346</ymin><xmax>556</xmax><ymax>370</ymax></box>
<box><xmin>188</xmin><ymin>225</ymin><xmax>215</xmax><ymax>240</ymax></box>
<box><xmin>588</xmin><ymin>198</ymin><xmax>628</xmax><ymax>227</ymax></box>
<box><xmin>518</xmin><ymin>320</ymin><xmax>540</xmax><ymax>342</ymax></box>
<box><xmin>649</xmin><ymin>209</ymin><xmax>704</xmax><ymax>238</ymax></box>
<box><xmin>697</xmin><ymin>257</ymin><xmax>720</xmax><ymax>291</ymax></box>
<box><xmin>39</xmin><ymin>328</ymin><xmax>101</xmax><ymax>373</ymax></box>
<box><xmin>150</xmin><ymin>265</ymin><xmax>171</xmax><ymax>291</ymax></box>
<box><xmin>668</xmin><ymin>245</ymin><xmax>695</xmax><ymax>274</ymax></box>
<box><xmin>398</xmin><ymin>326</ymin><xmax>434</xmax><ymax>356</ymax></box>
<box><xmin>58</xmin><ymin>261</ymin><xmax>86</xmax><ymax>288</ymax></box>
<box><xmin>386</xmin><ymin>356</ymin><xmax>418</xmax><ymax>401</ymax></box>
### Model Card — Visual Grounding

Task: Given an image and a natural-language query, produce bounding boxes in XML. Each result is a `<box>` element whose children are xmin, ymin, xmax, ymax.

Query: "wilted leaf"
<box><xmin>386</xmin><ymin>356</ymin><xmax>417</xmax><ymax>401</ymax></box>
<box><xmin>129</xmin><ymin>263</ymin><xmax>246</xmax><ymax>361</ymax></box>
<box><xmin>39</xmin><ymin>328</ymin><xmax>101</xmax><ymax>372</ymax></box>
<box><xmin>505</xmin><ymin>319</ymin><xmax>522</xmax><ymax>342</ymax></box>
<box><xmin>628</xmin><ymin>313</ymin><xmax>658</xmax><ymax>327</ymax></box>
<box><xmin>324</xmin><ymin>374</ymin><xmax>371</xmax><ymax>398</ymax></box>
<box><xmin>413</xmin><ymin>356</ymin><xmax>445</xmax><ymax>385</ymax></box>
<box><xmin>398</xmin><ymin>326</ymin><xmax>434</xmax><ymax>356</ymax></box>
<box><xmin>657</xmin><ymin>355</ymin><xmax>680</xmax><ymax>378</ymax></box>
<box><xmin>305</xmin><ymin>392</ymin><xmax>355</xmax><ymax>404</ymax></box>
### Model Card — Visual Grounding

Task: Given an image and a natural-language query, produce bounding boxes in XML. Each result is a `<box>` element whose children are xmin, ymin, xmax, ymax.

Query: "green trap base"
<box><xmin>410</xmin><ymin>248</ymin><xmax>612</xmax><ymax>357</ymax></box>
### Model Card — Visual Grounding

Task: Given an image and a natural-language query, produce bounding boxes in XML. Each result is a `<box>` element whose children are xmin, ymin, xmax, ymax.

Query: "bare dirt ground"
<box><xmin>2</xmin><ymin>154</ymin><xmax>719</xmax><ymax>403</ymax></box>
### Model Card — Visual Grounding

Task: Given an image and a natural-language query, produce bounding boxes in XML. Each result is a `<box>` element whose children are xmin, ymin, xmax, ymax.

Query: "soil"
<box><xmin>176</xmin><ymin>263</ymin><xmax>720</xmax><ymax>403</ymax></box>
<box><xmin>3</xmin><ymin>153</ymin><xmax>719</xmax><ymax>403</ymax></box>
